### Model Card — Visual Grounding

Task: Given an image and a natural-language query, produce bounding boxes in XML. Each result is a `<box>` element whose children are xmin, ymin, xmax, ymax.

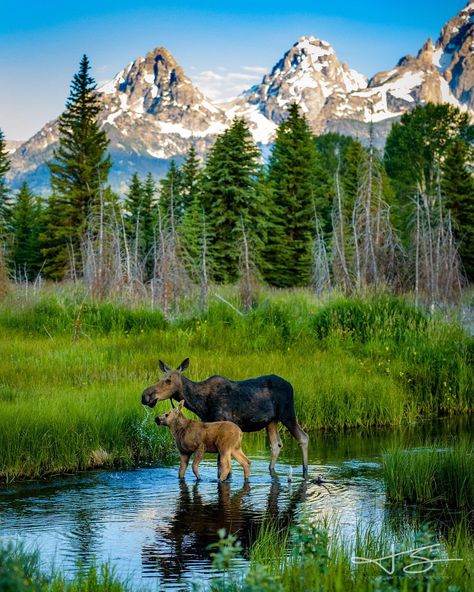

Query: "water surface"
<box><xmin>0</xmin><ymin>417</ymin><xmax>472</xmax><ymax>590</ymax></box>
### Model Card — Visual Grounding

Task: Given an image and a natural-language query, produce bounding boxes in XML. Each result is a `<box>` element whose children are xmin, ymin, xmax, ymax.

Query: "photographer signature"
<box><xmin>352</xmin><ymin>543</ymin><xmax>463</xmax><ymax>574</ymax></box>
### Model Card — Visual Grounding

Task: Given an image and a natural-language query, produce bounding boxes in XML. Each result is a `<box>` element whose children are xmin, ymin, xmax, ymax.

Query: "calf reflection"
<box><xmin>142</xmin><ymin>478</ymin><xmax>307</xmax><ymax>579</ymax></box>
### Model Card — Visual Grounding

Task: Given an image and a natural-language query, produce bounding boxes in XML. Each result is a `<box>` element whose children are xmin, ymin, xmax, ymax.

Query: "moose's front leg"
<box><xmin>179</xmin><ymin>453</ymin><xmax>190</xmax><ymax>479</ymax></box>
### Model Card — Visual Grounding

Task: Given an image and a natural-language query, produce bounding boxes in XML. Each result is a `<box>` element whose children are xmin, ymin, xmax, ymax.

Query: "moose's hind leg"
<box><xmin>192</xmin><ymin>445</ymin><xmax>205</xmax><ymax>480</ymax></box>
<box><xmin>282</xmin><ymin>418</ymin><xmax>309</xmax><ymax>478</ymax></box>
<box><xmin>232</xmin><ymin>448</ymin><xmax>251</xmax><ymax>481</ymax></box>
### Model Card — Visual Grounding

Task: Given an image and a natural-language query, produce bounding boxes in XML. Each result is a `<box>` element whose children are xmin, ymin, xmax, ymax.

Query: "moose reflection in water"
<box><xmin>141</xmin><ymin>477</ymin><xmax>307</xmax><ymax>579</ymax></box>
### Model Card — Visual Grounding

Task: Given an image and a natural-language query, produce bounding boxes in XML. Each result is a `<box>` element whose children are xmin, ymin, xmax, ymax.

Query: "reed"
<box><xmin>383</xmin><ymin>444</ymin><xmax>474</xmax><ymax>510</ymax></box>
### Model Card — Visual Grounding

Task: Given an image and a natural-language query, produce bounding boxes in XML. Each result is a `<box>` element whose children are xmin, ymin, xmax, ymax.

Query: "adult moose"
<box><xmin>141</xmin><ymin>358</ymin><xmax>309</xmax><ymax>477</ymax></box>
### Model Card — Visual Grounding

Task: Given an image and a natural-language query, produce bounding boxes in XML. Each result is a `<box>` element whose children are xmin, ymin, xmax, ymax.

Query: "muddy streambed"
<box><xmin>0</xmin><ymin>417</ymin><xmax>472</xmax><ymax>591</ymax></box>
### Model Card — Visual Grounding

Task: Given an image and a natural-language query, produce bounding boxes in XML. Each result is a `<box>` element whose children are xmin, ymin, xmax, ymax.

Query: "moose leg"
<box><xmin>192</xmin><ymin>445</ymin><xmax>205</xmax><ymax>480</ymax></box>
<box><xmin>219</xmin><ymin>451</ymin><xmax>232</xmax><ymax>482</ymax></box>
<box><xmin>282</xmin><ymin>419</ymin><xmax>309</xmax><ymax>478</ymax></box>
<box><xmin>232</xmin><ymin>448</ymin><xmax>251</xmax><ymax>481</ymax></box>
<box><xmin>266</xmin><ymin>421</ymin><xmax>283</xmax><ymax>475</ymax></box>
<box><xmin>179</xmin><ymin>453</ymin><xmax>190</xmax><ymax>479</ymax></box>
<box><xmin>217</xmin><ymin>453</ymin><xmax>231</xmax><ymax>479</ymax></box>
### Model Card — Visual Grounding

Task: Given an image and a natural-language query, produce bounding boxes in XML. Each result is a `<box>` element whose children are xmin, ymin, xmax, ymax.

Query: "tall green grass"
<box><xmin>383</xmin><ymin>445</ymin><xmax>474</xmax><ymax>510</ymax></box>
<box><xmin>0</xmin><ymin>542</ymin><xmax>133</xmax><ymax>591</ymax></box>
<box><xmin>208</xmin><ymin>515</ymin><xmax>474</xmax><ymax>592</ymax></box>
<box><xmin>0</xmin><ymin>289</ymin><xmax>472</xmax><ymax>481</ymax></box>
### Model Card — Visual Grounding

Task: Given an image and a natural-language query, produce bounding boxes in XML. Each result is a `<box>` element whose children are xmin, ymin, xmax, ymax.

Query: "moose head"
<box><xmin>155</xmin><ymin>400</ymin><xmax>185</xmax><ymax>426</ymax></box>
<box><xmin>141</xmin><ymin>358</ymin><xmax>189</xmax><ymax>408</ymax></box>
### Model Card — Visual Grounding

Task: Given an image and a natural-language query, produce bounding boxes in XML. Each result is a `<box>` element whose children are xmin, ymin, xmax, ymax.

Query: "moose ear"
<box><xmin>159</xmin><ymin>360</ymin><xmax>171</xmax><ymax>373</ymax></box>
<box><xmin>176</xmin><ymin>358</ymin><xmax>189</xmax><ymax>373</ymax></box>
<box><xmin>178</xmin><ymin>400</ymin><xmax>185</xmax><ymax>410</ymax></box>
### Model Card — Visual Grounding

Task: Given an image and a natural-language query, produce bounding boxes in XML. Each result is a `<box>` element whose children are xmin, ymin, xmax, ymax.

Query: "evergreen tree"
<box><xmin>159</xmin><ymin>161</ymin><xmax>184</xmax><ymax>227</ymax></box>
<box><xmin>384</xmin><ymin>103</ymin><xmax>473</xmax><ymax>232</ymax></box>
<box><xmin>124</xmin><ymin>173</ymin><xmax>157</xmax><ymax>278</ymax></box>
<box><xmin>342</xmin><ymin>139</ymin><xmax>365</xmax><ymax>209</ymax></box>
<box><xmin>178</xmin><ymin>146</ymin><xmax>204</xmax><ymax>266</ymax></box>
<box><xmin>180</xmin><ymin>145</ymin><xmax>201</xmax><ymax>211</ymax></box>
<box><xmin>10</xmin><ymin>183</ymin><xmax>43</xmax><ymax>279</ymax></box>
<box><xmin>201</xmin><ymin>118</ymin><xmax>264</xmax><ymax>283</ymax></box>
<box><xmin>264</xmin><ymin>104</ymin><xmax>330</xmax><ymax>287</ymax></box>
<box><xmin>0</xmin><ymin>128</ymin><xmax>12</xmax><ymax>239</ymax></box>
<box><xmin>441</xmin><ymin>139</ymin><xmax>474</xmax><ymax>280</ymax></box>
<box><xmin>41</xmin><ymin>193</ymin><xmax>74</xmax><ymax>279</ymax></box>
<box><xmin>46</xmin><ymin>54</ymin><xmax>111</xmax><ymax>278</ymax></box>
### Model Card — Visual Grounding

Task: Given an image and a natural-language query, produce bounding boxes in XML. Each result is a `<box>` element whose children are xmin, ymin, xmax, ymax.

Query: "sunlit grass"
<box><xmin>0</xmin><ymin>288</ymin><xmax>472</xmax><ymax>481</ymax></box>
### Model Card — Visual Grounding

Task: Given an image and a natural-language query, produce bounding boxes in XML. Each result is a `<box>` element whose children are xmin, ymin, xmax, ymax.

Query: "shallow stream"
<box><xmin>1</xmin><ymin>417</ymin><xmax>472</xmax><ymax>590</ymax></box>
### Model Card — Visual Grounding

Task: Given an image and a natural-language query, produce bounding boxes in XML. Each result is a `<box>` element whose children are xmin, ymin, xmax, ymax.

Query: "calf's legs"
<box><xmin>218</xmin><ymin>451</ymin><xmax>232</xmax><ymax>482</ymax></box>
<box><xmin>231</xmin><ymin>447</ymin><xmax>251</xmax><ymax>480</ymax></box>
<box><xmin>192</xmin><ymin>445</ymin><xmax>205</xmax><ymax>480</ymax></box>
<box><xmin>179</xmin><ymin>453</ymin><xmax>190</xmax><ymax>479</ymax></box>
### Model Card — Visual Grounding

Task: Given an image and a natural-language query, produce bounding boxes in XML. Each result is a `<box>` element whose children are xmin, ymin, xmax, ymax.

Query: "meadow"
<box><xmin>0</xmin><ymin>287</ymin><xmax>472</xmax><ymax>482</ymax></box>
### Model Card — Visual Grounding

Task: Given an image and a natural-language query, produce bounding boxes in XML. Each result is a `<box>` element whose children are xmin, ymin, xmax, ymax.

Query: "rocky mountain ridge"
<box><xmin>7</xmin><ymin>2</ymin><xmax>474</xmax><ymax>193</ymax></box>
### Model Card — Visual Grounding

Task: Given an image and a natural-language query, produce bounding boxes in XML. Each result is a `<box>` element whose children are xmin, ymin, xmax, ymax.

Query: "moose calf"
<box><xmin>155</xmin><ymin>400</ymin><xmax>251</xmax><ymax>481</ymax></box>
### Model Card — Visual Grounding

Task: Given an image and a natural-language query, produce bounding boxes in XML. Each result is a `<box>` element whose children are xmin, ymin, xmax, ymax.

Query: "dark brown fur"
<box><xmin>142</xmin><ymin>358</ymin><xmax>309</xmax><ymax>477</ymax></box>
<box><xmin>156</xmin><ymin>401</ymin><xmax>251</xmax><ymax>481</ymax></box>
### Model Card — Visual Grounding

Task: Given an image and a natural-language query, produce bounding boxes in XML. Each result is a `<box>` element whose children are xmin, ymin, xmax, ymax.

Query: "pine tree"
<box><xmin>180</xmin><ymin>145</ymin><xmax>201</xmax><ymax>211</ymax></box>
<box><xmin>41</xmin><ymin>193</ymin><xmax>75</xmax><ymax>279</ymax></box>
<box><xmin>46</xmin><ymin>54</ymin><xmax>111</xmax><ymax>278</ymax></box>
<box><xmin>441</xmin><ymin>139</ymin><xmax>474</xmax><ymax>280</ymax></box>
<box><xmin>201</xmin><ymin>118</ymin><xmax>264</xmax><ymax>283</ymax></box>
<box><xmin>10</xmin><ymin>183</ymin><xmax>43</xmax><ymax>279</ymax></box>
<box><xmin>159</xmin><ymin>161</ymin><xmax>184</xmax><ymax>228</ymax></box>
<box><xmin>177</xmin><ymin>146</ymin><xmax>203</xmax><ymax>265</ymax></box>
<box><xmin>342</xmin><ymin>140</ymin><xmax>364</xmax><ymax>211</ymax></box>
<box><xmin>0</xmin><ymin>128</ymin><xmax>13</xmax><ymax>240</ymax></box>
<box><xmin>264</xmin><ymin>104</ymin><xmax>330</xmax><ymax>287</ymax></box>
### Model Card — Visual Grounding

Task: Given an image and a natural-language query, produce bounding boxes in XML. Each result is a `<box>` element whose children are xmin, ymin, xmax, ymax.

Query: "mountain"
<box><xmin>224</xmin><ymin>36</ymin><xmax>367</xmax><ymax>143</ymax></box>
<box><xmin>7</xmin><ymin>2</ymin><xmax>474</xmax><ymax>193</ymax></box>
<box><xmin>8</xmin><ymin>47</ymin><xmax>229</xmax><ymax>193</ymax></box>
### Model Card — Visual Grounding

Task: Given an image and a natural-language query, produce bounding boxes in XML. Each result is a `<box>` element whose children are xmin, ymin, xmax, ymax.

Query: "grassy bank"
<box><xmin>383</xmin><ymin>444</ymin><xmax>474</xmax><ymax>510</ymax></box>
<box><xmin>206</xmin><ymin>514</ymin><xmax>474</xmax><ymax>592</ymax></box>
<box><xmin>0</xmin><ymin>289</ymin><xmax>472</xmax><ymax>481</ymax></box>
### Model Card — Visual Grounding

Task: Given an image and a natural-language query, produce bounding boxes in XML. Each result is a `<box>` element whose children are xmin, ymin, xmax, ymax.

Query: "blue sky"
<box><xmin>0</xmin><ymin>0</ymin><xmax>466</xmax><ymax>140</ymax></box>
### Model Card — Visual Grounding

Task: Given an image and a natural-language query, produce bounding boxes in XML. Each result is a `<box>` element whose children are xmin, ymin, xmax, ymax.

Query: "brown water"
<box><xmin>0</xmin><ymin>417</ymin><xmax>472</xmax><ymax>591</ymax></box>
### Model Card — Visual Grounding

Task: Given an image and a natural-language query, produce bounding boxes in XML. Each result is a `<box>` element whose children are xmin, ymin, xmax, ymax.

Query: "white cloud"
<box><xmin>242</xmin><ymin>66</ymin><xmax>268</xmax><ymax>73</ymax></box>
<box><xmin>190</xmin><ymin>66</ymin><xmax>266</xmax><ymax>102</ymax></box>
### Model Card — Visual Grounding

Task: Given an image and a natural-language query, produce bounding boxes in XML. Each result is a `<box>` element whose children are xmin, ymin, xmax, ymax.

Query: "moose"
<box><xmin>141</xmin><ymin>358</ymin><xmax>309</xmax><ymax>477</ymax></box>
<box><xmin>155</xmin><ymin>400</ymin><xmax>251</xmax><ymax>481</ymax></box>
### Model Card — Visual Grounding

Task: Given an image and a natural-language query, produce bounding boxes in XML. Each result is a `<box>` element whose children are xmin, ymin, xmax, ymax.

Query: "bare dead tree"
<box><xmin>350</xmin><ymin>137</ymin><xmax>403</xmax><ymax>291</ymax></box>
<box><xmin>312</xmin><ymin>214</ymin><xmax>331</xmax><ymax>297</ymax></box>
<box><xmin>238</xmin><ymin>216</ymin><xmax>259</xmax><ymax>311</ymax></box>
<box><xmin>331</xmin><ymin>149</ymin><xmax>352</xmax><ymax>291</ymax></box>
<box><xmin>0</xmin><ymin>246</ymin><xmax>10</xmax><ymax>298</ymax></box>
<box><xmin>410</xmin><ymin>190</ymin><xmax>464</xmax><ymax>305</ymax></box>
<box><xmin>151</xmin><ymin>188</ymin><xmax>191</xmax><ymax>316</ymax></box>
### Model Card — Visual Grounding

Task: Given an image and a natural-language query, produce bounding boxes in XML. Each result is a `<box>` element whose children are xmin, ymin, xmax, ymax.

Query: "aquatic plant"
<box><xmin>383</xmin><ymin>444</ymin><xmax>474</xmax><ymax>510</ymax></box>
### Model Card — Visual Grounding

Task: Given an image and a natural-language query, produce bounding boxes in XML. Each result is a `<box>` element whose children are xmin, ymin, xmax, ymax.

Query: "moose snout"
<box><xmin>155</xmin><ymin>416</ymin><xmax>162</xmax><ymax>425</ymax></box>
<box><xmin>141</xmin><ymin>387</ymin><xmax>158</xmax><ymax>407</ymax></box>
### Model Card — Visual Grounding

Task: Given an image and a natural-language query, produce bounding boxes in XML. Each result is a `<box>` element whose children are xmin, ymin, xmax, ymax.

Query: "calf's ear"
<box><xmin>159</xmin><ymin>360</ymin><xmax>171</xmax><ymax>373</ymax></box>
<box><xmin>177</xmin><ymin>358</ymin><xmax>190</xmax><ymax>372</ymax></box>
<box><xmin>178</xmin><ymin>400</ymin><xmax>185</xmax><ymax>412</ymax></box>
